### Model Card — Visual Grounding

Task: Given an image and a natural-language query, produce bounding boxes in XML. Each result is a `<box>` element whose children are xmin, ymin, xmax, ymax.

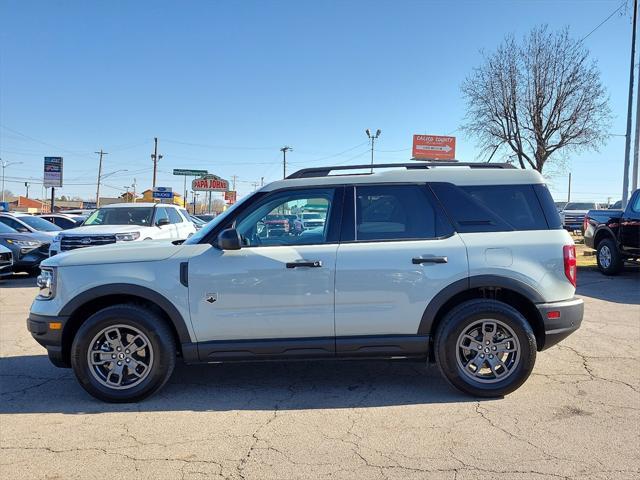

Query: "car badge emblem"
<box><xmin>81</xmin><ymin>238</ymin><xmax>92</xmax><ymax>245</ymax></box>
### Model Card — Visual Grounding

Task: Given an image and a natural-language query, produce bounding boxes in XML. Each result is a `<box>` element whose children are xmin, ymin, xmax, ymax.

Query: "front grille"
<box><xmin>564</xmin><ymin>214</ymin><xmax>585</xmax><ymax>225</ymax></box>
<box><xmin>0</xmin><ymin>252</ymin><xmax>12</xmax><ymax>266</ymax></box>
<box><xmin>60</xmin><ymin>235</ymin><xmax>116</xmax><ymax>251</ymax></box>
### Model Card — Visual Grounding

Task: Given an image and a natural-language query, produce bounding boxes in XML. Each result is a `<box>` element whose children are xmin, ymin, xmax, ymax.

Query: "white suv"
<box><xmin>48</xmin><ymin>203</ymin><xmax>195</xmax><ymax>256</ymax></box>
<box><xmin>28</xmin><ymin>163</ymin><xmax>583</xmax><ymax>402</ymax></box>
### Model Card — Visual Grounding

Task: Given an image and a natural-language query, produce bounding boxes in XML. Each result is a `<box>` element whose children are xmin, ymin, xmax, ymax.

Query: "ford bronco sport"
<box><xmin>28</xmin><ymin>162</ymin><xmax>583</xmax><ymax>402</ymax></box>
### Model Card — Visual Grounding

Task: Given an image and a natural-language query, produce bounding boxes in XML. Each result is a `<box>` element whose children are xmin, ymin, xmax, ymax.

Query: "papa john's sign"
<box><xmin>192</xmin><ymin>175</ymin><xmax>229</xmax><ymax>192</ymax></box>
<box><xmin>412</xmin><ymin>135</ymin><xmax>456</xmax><ymax>160</ymax></box>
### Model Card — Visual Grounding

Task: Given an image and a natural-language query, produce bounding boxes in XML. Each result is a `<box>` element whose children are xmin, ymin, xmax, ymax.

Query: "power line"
<box><xmin>581</xmin><ymin>0</ymin><xmax>627</xmax><ymax>42</ymax></box>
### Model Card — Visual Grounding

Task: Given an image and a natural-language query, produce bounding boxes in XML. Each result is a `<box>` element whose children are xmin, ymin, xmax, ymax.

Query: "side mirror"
<box><xmin>217</xmin><ymin>228</ymin><xmax>242</xmax><ymax>250</ymax></box>
<box><xmin>156</xmin><ymin>218</ymin><xmax>170</xmax><ymax>227</ymax></box>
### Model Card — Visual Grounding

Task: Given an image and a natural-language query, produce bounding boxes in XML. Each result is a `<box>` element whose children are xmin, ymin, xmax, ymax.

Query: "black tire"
<box><xmin>71</xmin><ymin>304</ymin><xmax>176</xmax><ymax>403</ymax></box>
<box><xmin>434</xmin><ymin>299</ymin><xmax>537</xmax><ymax>398</ymax></box>
<box><xmin>596</xmin><ymin>238</ymin><xmax>623</xmax><ymax>276</ymax></box>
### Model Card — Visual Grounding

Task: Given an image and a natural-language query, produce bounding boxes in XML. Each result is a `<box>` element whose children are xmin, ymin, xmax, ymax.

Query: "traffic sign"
<box><xmin>192</xmin><ymin>175</ymin><xmax>229</xmax><ymax>192</ymax></box>
<box><xmin>412</xmin><ymin>135</ymin><xmax>456</xmax><ymax>160</ymax></box>
<box><xmin>152</xmin><ymin>187</ymin><xmax>173</xmax><ymax>199</ymax></box>
<box><xmin>173</xmin><ymin>169</ymin><xmax>208</xmax><ymax>176</ymax></box>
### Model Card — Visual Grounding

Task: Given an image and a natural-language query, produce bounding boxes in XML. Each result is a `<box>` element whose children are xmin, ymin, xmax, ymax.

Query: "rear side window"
<box><xmin>355</xmin><ymin>185</ymin><xmax>453</xmax><ymax>241</ymax></box>
<box><xmin>430</xmin><ymin>183</ymin><xmax>551</xmax><ymax>232</ymax></box>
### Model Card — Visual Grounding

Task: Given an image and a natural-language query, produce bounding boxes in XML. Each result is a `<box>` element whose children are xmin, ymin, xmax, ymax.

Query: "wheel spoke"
<box><xmin>126</xmin><ymin>358</ymin><xmax>148</xmax><ymax>378</ymax></box>
<box><xmin>124</xmin><ymin>334</ymin><xmax>148</xmax><ymax>353</ymax></box>
<box><xmin>461</xmin><ymin>334</ymin><xmax>483</xmax><ymax>351</ymax></box>
<box><xmin>487</xmin><ymin>356</ymin><xmax>509</xmax><ymax>378</ymax></box>
<box><xmin>104</xmin><ymin>328</ymin><xmax>123</xmax><ymax>348</ymax></box>
<box><xmin>106</xmin><ymin>362</ymin><xmax>125</xmax><ymax>386</ymax></box>
<box><xmin>466</xmin><ymin>354</ymin><xmax>485</xmax><ymax>374</ymax></box>
<box><xmin>90</xmin><ymin>350</ymin><xmax>116</xmax><ymax>365</ymax></box>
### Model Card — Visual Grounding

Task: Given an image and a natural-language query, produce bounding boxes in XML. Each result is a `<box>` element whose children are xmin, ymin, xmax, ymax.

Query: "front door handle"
<box><xmin>286</xmin><ymin>260</ymin><xmax>323</xmax><ymax>268</ymax></box>
<box><xmin>412</xmin><ymin>256</ymin><xmax>448</xmax><ymax>264</ymax></box>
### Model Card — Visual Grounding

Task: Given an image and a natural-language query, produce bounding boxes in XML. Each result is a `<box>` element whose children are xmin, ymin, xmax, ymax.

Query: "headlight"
<box><xmin>115</xmin><ymin>232</ymin><xmax>141</xmax><ymax>242</ymax></box>
<box><xmin>36</xmin><ymin>267</ymin><xmax>56</xmax><ymax>300</ymax></box>
<box><xmin>53</xmin><ymin>234</ymin><xmax>62</xmax><ymax>243</ymax></box>
<box><xmin>6</xmin><ymin>239</ymin><xmax>41</xmax><ymax>247</ymax></box>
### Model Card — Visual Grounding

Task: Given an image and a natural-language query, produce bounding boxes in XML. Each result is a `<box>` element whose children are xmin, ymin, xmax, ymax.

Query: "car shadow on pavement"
<box><xmin>0</xmin><ymin>354</ymin><xmax>480</xmax><ymax>414</ymax></box>
<box><xmin>0</xmin><ymin>273</ymin><xmax>37</xmax><ymax>288</ymax></box>
<box><xmin>576</xmin><ymin>267</ymin><xmax>640</xmax><ymax>305</ymax></box>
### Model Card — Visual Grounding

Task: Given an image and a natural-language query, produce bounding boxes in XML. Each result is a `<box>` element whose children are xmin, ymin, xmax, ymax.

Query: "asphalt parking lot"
<box><xmin>1</xmin><ymin>268</ymin><xmax>639</xmax><ymax>480</ymax></box>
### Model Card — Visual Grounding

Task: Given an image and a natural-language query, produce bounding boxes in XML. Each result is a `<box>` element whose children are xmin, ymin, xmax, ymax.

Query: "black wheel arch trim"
<box><xmin>417</xmin><ymin>275</ymin><xmax>545</xmax><ymax>335</ymax></box>
<box><xmin>58</xmin><ymin>283</ymin><xmax>193</xmax><ymax>344</ymax></box>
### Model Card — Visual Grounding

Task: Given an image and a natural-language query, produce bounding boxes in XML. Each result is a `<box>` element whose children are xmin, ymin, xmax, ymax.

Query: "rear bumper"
<box><xmin>536</xmin><ymin>297</ymin><xmax>584</xmax><ymax>350</ymax></box>
<box><xmin>27</xmin><ymin>313</ymin><xmax>70</xmax><ymax>368</ymax></box>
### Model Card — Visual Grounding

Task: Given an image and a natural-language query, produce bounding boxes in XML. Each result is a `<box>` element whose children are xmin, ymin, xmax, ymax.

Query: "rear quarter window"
<box><xmin>430</xmin><ymin>183</ymin><xmax>553</xmax><ymax>232</ymax></box>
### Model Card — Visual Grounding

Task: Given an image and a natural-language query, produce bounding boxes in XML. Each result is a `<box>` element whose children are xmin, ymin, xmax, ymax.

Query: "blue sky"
<box><xmin>0</xmin><ymin>0</ymin><xmax>636</xmax><ymax>203</ymax></box>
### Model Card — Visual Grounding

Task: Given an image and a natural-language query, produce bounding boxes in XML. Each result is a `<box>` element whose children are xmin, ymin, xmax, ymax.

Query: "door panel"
<box><xmin>620</xmin><ymin>193</ymin><xmax>640</xmax><ymax>255</ymax></box>
<box><xmin>188</xmin><ymin>244</ymin><xmax>337</xmax><ymax>342</ymax></box>
<box><xmin>334</xmin><ymin>237</ymin><xmax>468</xmax><ymax>337</ymax></box>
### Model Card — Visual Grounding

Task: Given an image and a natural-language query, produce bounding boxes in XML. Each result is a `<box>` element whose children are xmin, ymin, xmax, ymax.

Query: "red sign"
<box><xmin>192</xmin><ymin>176</ymin><xmax>229</xmax><ymax>192</ymax></box>
<box><xmin>412</xmin><ymin>135</ymin><xmax>456</xmax><ymax>160</ymax></box>
<box><xmin>224</xmin><ymin>190</ymin><xmax>237</xmax><ymax>204</ymax></box>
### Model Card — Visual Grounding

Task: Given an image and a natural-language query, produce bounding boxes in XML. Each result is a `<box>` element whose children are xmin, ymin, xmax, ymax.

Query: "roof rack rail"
<box><xmin>286</xmin><ymin>162</ymin><xmax>515</xmax><ymax>179</ymax></box>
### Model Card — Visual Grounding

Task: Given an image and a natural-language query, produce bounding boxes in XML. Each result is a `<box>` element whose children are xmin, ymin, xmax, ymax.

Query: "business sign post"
<box><xmin>412</xmin><ymin>135</ymin><xmax>456</xmax><ymax>161</ymax></box>
<box><xmin>44</xmin><ymin>156</ymin><xmax>63</xmax><ymax>212</ymax></box>
<box><xmin>173</xmin><ymin>169</ymin><xmax>209</xmax><ymax>209</ymax></box>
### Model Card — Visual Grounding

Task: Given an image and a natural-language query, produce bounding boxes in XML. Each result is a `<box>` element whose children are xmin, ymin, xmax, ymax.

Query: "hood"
<box><xmin>42</xmin><ymin>239</ymin><xmax>184</xmax><ymax>267</ymax></box>
<box><xmin>57</xmin><ymin>224</ymin><xmax>154</xmax><ymax>236</ymax></box>
<box><xmin>0</xmin><ymin>231</ymin><xmax>53</xmax><ymax>244</ymax></box>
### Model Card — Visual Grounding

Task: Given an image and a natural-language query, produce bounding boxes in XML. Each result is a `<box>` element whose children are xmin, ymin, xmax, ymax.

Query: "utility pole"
<box><xmin>280</xmin><ymin>146</ymin><xmax>292</xmax><ymax>179</ymax></box>
<box><xmin>24</xmin><ymin>182</ymin><xmax>30</xmax><ymax>198</ymax></box>
<box><xmin>231</xmin><ymin>175</ymin><xmax>238</xmax><ymax>191</ymax></box>
<box><xmin>132</xmin><ymin>178</ymin><xmax>137</xmax><ymax>203</ymax></box>
<box><xmin>365</xmin><ymin>129</ymin><xmax>382</xmax><ymax>173</ymax></box>
<box><xmin>260</xmin><ymin>176</ymin><xmax>264</xmax><ymax>187</ymax></box>
<box><xmin>633</xmin><ymin>43</ymin><xmax>640</xmax><ymax>192</ymax></box>
<box><xmin>567</xmin><ymin>172</ymin><xmax>572</xmax><ymax>203</ymax></box>
<box><xmin>151</xmin><ymin>137</ymin><xmax>163</xmax><ymax>189</ymax></box>
<box><xmin>95</xmin><ymin>149</ymin><xmax>108</xmax><ymax>208</ymax></box>
<box><xmin>622</xmin><ymin>0</ymin><xmax>637</xmax><ymax>208</ymax></box>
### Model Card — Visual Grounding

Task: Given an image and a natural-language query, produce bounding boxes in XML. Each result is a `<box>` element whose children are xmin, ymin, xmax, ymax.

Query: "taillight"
<box><xmin>563</xmin><ymin>245</ymin><xmax>577</xmax><ymax>287</ymax></box>
<box><xmin>582</xmin><ymin>215</ymin><xmax>589</xmax><ymax>233</ymax></box>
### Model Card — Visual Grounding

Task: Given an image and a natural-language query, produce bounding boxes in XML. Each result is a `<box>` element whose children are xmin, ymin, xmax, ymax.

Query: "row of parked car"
<box><xmin>0</xmin><ymin>204</ymin><xmax>212</xmax><ymax>277</ymax></box>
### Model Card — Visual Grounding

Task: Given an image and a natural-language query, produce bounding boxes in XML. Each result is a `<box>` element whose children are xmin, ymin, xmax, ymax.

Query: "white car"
<box><xmin>49</xmin><ymin>203</ymin><xmax>195</xmax><ymax>256</ymax></box>
<box><xmin>29</xmin><ymin>162</ymin><xmax>583</xmax><ymax>402</ymax></box>
<box><xmin>0</xmin><ymin>212</ymin><xmax>61</xmax><ymax>239</ymax></box>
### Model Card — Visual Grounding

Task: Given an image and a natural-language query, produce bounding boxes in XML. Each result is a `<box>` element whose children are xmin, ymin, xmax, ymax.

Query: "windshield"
<box><xmin>84</xmin><ymin>207</ymin><xmax>154</xmax><ymax>226</ymax></box>
<box><xmin>184</xmin><ymin>192</ymin><xmax>257</xmax><ymax>244</ymax></box>
<box><xmin>565</xmin><ymin>202</ymin><xmax>595</xmax><ymax>210</ymax></box>
<box><xmin>19</xmin><ymin>216</ymin><xmax>62</xmax><ymax>231</ymax></box>
<box><xmin>0</xmin><ymin>222</ymin><xmax>18</xmax><ymax>234</ymax></box>
<box><xmin>302</xmin><ymin>213</ymin><xmax>322</xmax><ymax>219</ymax></box>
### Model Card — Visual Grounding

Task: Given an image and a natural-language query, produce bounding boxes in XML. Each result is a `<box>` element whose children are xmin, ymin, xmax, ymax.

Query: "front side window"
<box><xmin>355</xmin><ymin>185</ymin><xmax>451</xmax><ymax>241</ymax></box>
<box><xmin>154</xmin><ymin>208</ymin><xmax>170</xmax><ymax>225</ymax></box>
<box><xmin>167</xmin><ymin>208</ymin><xmax>183</xmax><ymax>224</ymax></box>
<box><xmin>235</xmin><ymin>188</ymin><xmax>334</xmax><ymax>247</ymax></box>
<box><xmin>84</xmin><ymin>207</ymin><xmax>154</xmax><ymax>226</ymax></box>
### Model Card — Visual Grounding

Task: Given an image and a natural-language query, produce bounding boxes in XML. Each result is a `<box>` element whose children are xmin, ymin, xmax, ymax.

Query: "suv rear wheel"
<box><xmin>71</xmin><ymin>305</ymin><xmax>176</xmax><ymax>403</ymax></box>
<box><xmin>596</xmin><ymin>238</ymin><xmax>623</xmax><ymax>276</ymax></box>
<box><xmin>435</xmin><ymin>299</ymin><xmax>536</xmax><ymax>397</ymax></box>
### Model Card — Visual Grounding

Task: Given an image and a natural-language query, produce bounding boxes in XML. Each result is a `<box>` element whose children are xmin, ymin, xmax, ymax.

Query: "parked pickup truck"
<box><xmin>584</xmin><ymin>189</ymin><xmax>640</xmax><ymax>275</ymax></box>
<box><xmin>560</xmin><ymin>202</ymin><xmax>601</xmax><ymax>231</ymax></box>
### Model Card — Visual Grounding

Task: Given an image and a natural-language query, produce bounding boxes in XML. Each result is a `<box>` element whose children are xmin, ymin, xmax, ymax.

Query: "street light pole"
<box><xmin>365</xmin><ymin>129</ymin><xmax>382</xmax><ymax>173</ymax></box>
<box><xmin>1</xmin><ymin>160</ymin><xmax>23</xmax><ymax>203</ymax></box>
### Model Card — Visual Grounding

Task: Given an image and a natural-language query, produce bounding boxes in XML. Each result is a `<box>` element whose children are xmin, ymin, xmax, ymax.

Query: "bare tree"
<box><xmin>462</xmin><ymin>26</ymin><xmax>611</xmax><ymax>172</ymax></box>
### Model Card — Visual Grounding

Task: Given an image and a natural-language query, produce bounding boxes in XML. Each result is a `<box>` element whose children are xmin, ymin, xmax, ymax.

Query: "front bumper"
<box><xmin>536</xmin><ymin>297</ymin><xmax>584</xmax><ymax>350</ymax></box>
<box><xmin>27</xmin><ymin>313</ymin><xmax>70</xmax><ymax>367</ymax></box>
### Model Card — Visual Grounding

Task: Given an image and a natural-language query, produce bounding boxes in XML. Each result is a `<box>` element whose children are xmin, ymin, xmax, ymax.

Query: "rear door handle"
<box><xmin>412</xmin><ymin>256</ymin><xmax>448</xmax><ymax>264</ymax></box>
<box><xmin>286</xmin><ymin>260</ymin><xmax>323</xmax><ymax>268</ymax></box>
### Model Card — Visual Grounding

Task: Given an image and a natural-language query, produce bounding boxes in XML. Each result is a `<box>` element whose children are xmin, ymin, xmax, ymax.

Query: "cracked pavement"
<box><xmin>1</xmin><ymin>269</ymin><xmax>639</xmax><ymax>479</ymax></box>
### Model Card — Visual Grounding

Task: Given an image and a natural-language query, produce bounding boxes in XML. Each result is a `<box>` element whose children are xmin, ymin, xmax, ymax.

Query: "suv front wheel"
<box><xmin>71</xmin><ymin>305</ymin><xmax>176</xmax><ymax>403</ymax></box>
<box><xmin>435</xmin><ymin>299</ymin><xmax>536</xmax><ymax>397</ymax></box>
